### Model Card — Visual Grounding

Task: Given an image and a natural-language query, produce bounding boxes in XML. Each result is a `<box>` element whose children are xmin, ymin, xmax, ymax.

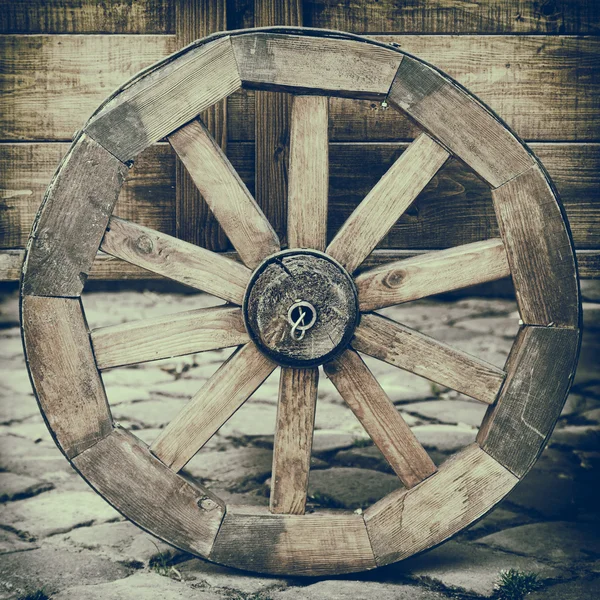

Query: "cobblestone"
<box><xmin>1</xmin><ymin>289</ymin><xmax>597</xmax><ymax>599</ymax></box>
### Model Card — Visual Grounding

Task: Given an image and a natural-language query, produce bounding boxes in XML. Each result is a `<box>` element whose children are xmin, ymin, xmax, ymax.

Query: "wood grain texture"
<box><xmin>326</xmin><ymin>134</ymin><xmax>449</xmax><ymax>273</ymax></box>
<box><xmin>364</xmin><ymin>444</ymin><xmax>518</xmax><ymax>566</ymax></box>
<box><xmin>493</xmin><ymin>165</ymin><xmax>579</xmax><ymax>328</ymax></box>
<box><xmin>0</xmin><ymin>35</ymin><xmax>176</xmax><ymax>141</ymax></box>
<box><xmin>100</xmin><ymin>217</ymin><xmax>251</xmax><ymax>304</ymax></box>
<box><xmin>478</xmin><ymin>326</ymin><xmax>580</xmax><ymax>478</ymax></box>
<box><xmin>287</xmin><ymin>96</ymin><xmax>329</xmax><ymax>251</ymax></box>
<box><xmin>324</xmin><ymin>350</ymin><xmax>436</xmax><ymax>488</ymax></box>
<box><xmin>210</xmin><ymin>506</ymin><xmax>376</xmax><ymax>575</ymax></box>
<box><xmin>3</xmin><ymin>35</ymin><xmax>598</xmax><ymax>142</ymax></box>
<box><xmin>352</xmin><ymin>313</ymin><xmax>506</xmax><ymax>405</ymax></box>
<box><xmin>21</xmin><ymin>296</ymin><xmax>112</xmax><ymax>458</ymax></box>
<box><xmin>22</xmin><ymin>134</ymin><xmax>128</xmax><ymax>297</ymax></box>
<box><xmin>7</xmin><ymin>248</ymin><xmax>600</xmax><ymax>282</ymax></box>
<box><xmin>244</xmin><ymin>251</ymin><xmax>359</xmax><ymax>367</ymax></box>
<box><xmin>73</xmin><ymin>427</ymin><xmax>225</xmax><ymax>559</ymax></box>
<box><xmin>251</xmin><ymin>0</ymin><xmax>303</xmax><ymax>246</ymax></box>
<box><xmin>231</xmin><ymin>32</ymin><xmax>402</xmax><ymax>97</ymax></box>
<box><xmin>0</xmin><ymin>143</ymin><xmax>176</xmax><ymax>249</ymax></box>
<box><xmin>0</xmin><ymin>0</ymin><xmax>174</xmax><ymax>33</ymax></box>
<box><xmin>388</xmin><ymin>55</ymin><xmax>534</xmax><ymax>188</ymax></box>
<box><xmin>327</xmin><ymin>142</ymin><xmax>600</xmax><ymax>251</ymax></box>
<box><xmin>333</xmin><ymin>35</ymin><xmax>600</xmax><ymax>143</ymax></box>
<box><xmin>169</xmin><ymin>119</ymin><xmax>280</xmax><ymax>268</ymax></box>
<box><xmin>254</xmin><ymin>90</ymin><xmax>291</xmax><ymax>244</ymax></box>
<box><xmin>356</xmin><ymin>239</ymin><xmax>511</xmax><ymax>311</ymax></box>
<box><xmin>91</xmin><ymin>306</ymin><xmax>249</xmax><ymax>370</ymax></box>
<box><xmin>3</xmin><ymin>142</ymin><xmax>599</xmax><ymax>252</ymax></box>
<box><xmin>150</xmin><ymin>343</ymin><xmax>277</xmax><ymax>472</ymax></box>
<box><xmin>85</xmin><ymin>36</ymin><xmax>240</xmax><ymax>161</ymax></box>
<box><xmin>270</xmin><ymin>367</ymin><xmax>317</xmax><ymax>515</ymax></box>
<box><xmin>304</xmin><ymin>0</ymin><xmax>600</xmax><ymax>34</ymax></box>
<box><xmin>174</xmin><ymin>0</ymin><xmax>228</xmax><ymax>251</ymax></box>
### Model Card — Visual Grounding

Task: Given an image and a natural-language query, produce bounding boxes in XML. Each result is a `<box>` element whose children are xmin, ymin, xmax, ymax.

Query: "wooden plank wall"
<box><xmin>1</xmin><ymin>0</ymin><xmax>599</xmax><ymax>280</ymax></box>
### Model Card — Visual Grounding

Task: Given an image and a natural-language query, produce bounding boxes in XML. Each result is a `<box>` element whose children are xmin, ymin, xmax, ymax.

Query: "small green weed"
<box><xmin>493</xmin><ymin>569</ymin><xmax>542</xmax><ymax>600</ymax></box>
<box><xmin>149</xmin><ymin>549</ymin><xmax>183</xmax><ymax>581</ymax></box>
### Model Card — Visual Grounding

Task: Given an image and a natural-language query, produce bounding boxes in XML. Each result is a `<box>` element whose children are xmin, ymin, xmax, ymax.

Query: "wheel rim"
<box><xmin>20</xmin><ymin>27</ymin><xmax>581</xmax><ymax>576</ymax></box>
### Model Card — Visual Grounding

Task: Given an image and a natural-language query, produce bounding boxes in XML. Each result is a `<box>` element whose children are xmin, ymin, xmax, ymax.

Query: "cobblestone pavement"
<box><xmin>1</xmin><ymin>285</ymin><xmax>599</xmax><ymax>599</ymax></box>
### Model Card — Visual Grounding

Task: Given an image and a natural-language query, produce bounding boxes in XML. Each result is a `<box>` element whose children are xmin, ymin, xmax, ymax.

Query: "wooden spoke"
<box><xmin>150</xmin><ymin>343</ymin><xmax>277</xmax><ymax>472</ymax></box>
<box><xmin>356</xmin><ymin>239</ymin><xmax>511</xmax><ymax>311</ymax></box>
<box><xmin>287</xmin><ymin>96</ymin><xmax>329</xmax><ymax>251</ymax></box>
<box><xmin>270</xmin><ymin>367</ymin><xmax>318</xmax><ymax>515</ymax></box>
<box><xmin>326</xmin><ymin>134</ymin><xmax>449</xmax><ymax>273</ymax></box>
<box><xmin>101</xmin><ymin>216</ymin><xmax>251</xmax><ymax>304</ymax></box>
<box><xmin>168</xmin><ymin>119</ymin><xmax>280</xmax><ymax>269</ymax></box>
<box><xmin>324</xmin><ymin>350</ymin><xmax>436</xmax><ymax>488</ymax></box>
<box><xmin>353</xmin><ymin>313</ymin><xmax>506</xmax><ymax>405</ymax></box>
<box><xmin>91</xmin><ymin>306</ymin><xmax>249</xmax><ymax>370</ymax></box>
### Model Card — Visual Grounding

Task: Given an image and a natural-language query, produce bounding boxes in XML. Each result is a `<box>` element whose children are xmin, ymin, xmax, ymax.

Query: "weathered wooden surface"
<box><xmin>352</xmin><ymin>313</ymin><xmax>506</xmax><ymax>405</ymax></box>
<box><xmin>253</xmin><ymin>0</ymin><xmax>303</xmax><ymax>245</ymax></box>
<box><xmin>85</xmin><ymin>36</ymin><xmax>240</xmax><ymax>161</ymax></box>
<box><xmin>73</xmin><ymin>427</ymin><xmax>225</xmax><ymax>558</ymax></box>
<box><xmin>270</xmin><ymin>367</ymin><xmax>317</xmax><ymax>515</ymax></box>
<box><xmin>493</xmin><ymin>165</ymin><xmax>579</xmax><ymax>328</ymax></box>
<box><xmin>232</xmin><ymin>33</ymin><xmax>402</xmax><ymax>97</ymax></box>
<box><xmin>364</xmin><ymin>444</ymin><xmax>518</xmax><ymax>565</ymax></box>
<box><xmin>169</xmin><ymin>119</ymin><xmax>280</xmax><ymax>269</ymax></box>
<box><xmin>150</xmin><ymin>343</ymin><xmax>277</xmax><ymax>472</ymax></box>
<box><xmin>356</xmin><ymin>239</ymin><xmax>511</xmax><ymax>311</ymax></box>
<box><xmin>2</xmin><ymin>142</ymin><xmax>599</xmax><ymax>253</ymax></box>
<box><xmin>3</xmin><ymin>0</ymin><xmax>598</xmax><ymax>35</ymax></box>
<box><xmin>327</xmin><ymin>134</ymin><xmax>449</xmax><ymax>273</ymax></box>
<box><xmin>303</xmin><ymin>0</ymin><xmax>600</xmax><ymax>34</ymax></box>
<box><xmin>91</xmin><ymin>306</ymin><xmax>249</xmax><ymax>370</ymax></box>
<box><xmin>478</xmin><ymin>326</ymin><xmax>580</xmax><ymax>478</ymax></box>
<box><xmin>324</xmin><ymin>350</ymin><xmax>437</xmax><ymax>488</ymax></box>
<box><xmin>210</xmin><ymin>506</ymin><xmax>376</xmax><ymax>575</ymax></box>
<box><xmin>101</xmin><ymin>217</ymin><xmax>251</xmax><ymax>304</ymax></box>
<box><xmin>388</xmin><ymin>56</ymin><xmax>534</xmax><ymax>188</ymax></box>
<box><xmin>175</xmin><ymin>0</ymin><xmax>228</xmax><ymax>250</ymax></box>
<box><xmin>22</xmin><ymin>134</ymin><xmax>128</xmax><ymax>297</ymax></box>
<box><xmin>21</xmin><ymin>296</ymin><xmax>112</xmax><ymax>458</ymax></box>
<box><xmin>287</xmin><ymin>95</ymin><xmax>329</xmax><ymax>251</ymax></box>
<box><xmin>5</xmin><ymin>247</ymin><xmax>600</xmax><ymax>282</ymax></box>
<box><xmin>244</xmin><ymin>251</ymin><xmax>359</xmax><ymax>367</ymax></box>
<box><xmin>0</xmin><ymin>0</ymin><xmax>175</xmax><ymax>33</ymax></box>
<box><xmin>2</xmin><ymin>35</ymin><xmax>598</xmax><ymax>142</ymax></box>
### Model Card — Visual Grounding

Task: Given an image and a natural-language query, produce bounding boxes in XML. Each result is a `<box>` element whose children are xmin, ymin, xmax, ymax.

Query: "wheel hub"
<box><xmin>243</xmin><ymin>250</ymin><xmax>359</xmax><ymax>367</ymax></box>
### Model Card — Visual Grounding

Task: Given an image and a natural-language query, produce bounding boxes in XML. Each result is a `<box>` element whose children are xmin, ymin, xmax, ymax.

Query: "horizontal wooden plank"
<box><xmin>2</xmin><ymin>141</ymin><xmax>599</xmax><ymax>252</ymax></box>
<box><xmin>303</xmin><ymin>0</ymin><xmax>600</xmax><ymax>34</ymax></box>
<box><xmin>3</xmin><ymin>35</ymin><xmax>597</xmax><ymax>142</ymax></box>
<box><xmin>3</xmin><ymin>248</ymin><xmax>600</xmax><ymax>282</ymax></box>
<box><xmin>209</xmin><ymin>506</ymin><xmax>376</xmax><ymax>575</ymax></box>
<box><xmin>73</xmin><ymin>427</ymin><xmax>225</xmax><ymax>559</ymax></box>
<box><xmin>0</xmin><ymin>0</ymin><xmax>175</xmax><ymax>34</ymax></box>
<box><xmin>230</xmin><ymin>36</ymin><xmax>600</xmax><ymax>143</ymax></box>
<box><xmin>0</xmin><ymin>35</ymin><xmax>176</xmax><ymax>142</ymax></box>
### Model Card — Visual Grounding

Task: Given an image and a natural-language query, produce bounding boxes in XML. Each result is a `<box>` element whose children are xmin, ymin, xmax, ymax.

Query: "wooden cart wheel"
<box><xmin>20</xmin><ymin>28</ymin><xmax>581</xmax><ymax>576</ymax></box>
